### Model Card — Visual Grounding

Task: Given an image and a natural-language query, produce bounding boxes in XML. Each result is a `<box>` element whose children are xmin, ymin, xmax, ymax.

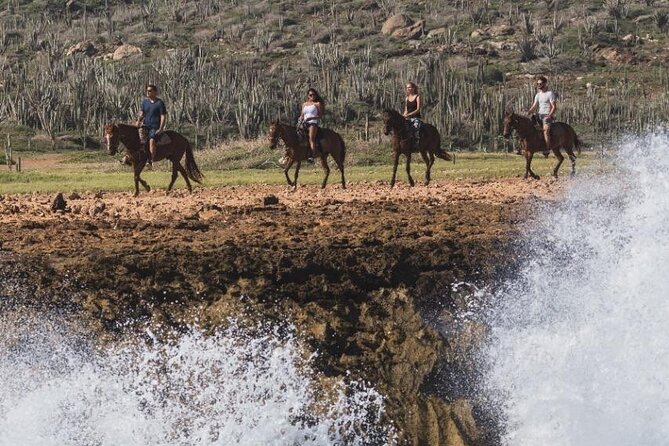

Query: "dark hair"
<box><xmin>146</xmin><ymin>84</ymin><xmax>158</xmax><ymax>92</ymax></box>
<box><xmin>307</xmin><ymin>88</ymin><xmax>324</xmax><ymax>104</ymax></box>
<box><xmin>536</xmin><ymin>75</ymin><xmax>548</xmax><ymax>84</ymax></box>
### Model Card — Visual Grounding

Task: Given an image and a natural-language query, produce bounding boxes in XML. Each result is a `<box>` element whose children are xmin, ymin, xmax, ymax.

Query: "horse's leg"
<box><xmin>565</xmin><ymin>146</ymin><xmax>577</xmax><ymax>176</ymax></box>
<box><xmin>420</xmin><ymin>151</ymin><xmax>431</xmax><ymax>185</ymax></box>
<box><xmin>320</xmin><ymin>153</ymin><xmax>330</xmax><ymax>189</ymax></box>
<box><xmin>176</xmin><ymin>162</ymin><xmax>193</xmax><ymax>192</ymax></box>
<box><xmin>133</xmin><ymin>161</ymin><xmax>150</xmax><ymax>196</ymax></box>
<box><xmin>406</xmin><ymin>153</ymin><xmax>415</xmax><ymax>187</ymax></box>
<box><xmin>284</xmin><ymin>159</ymin><xmax>295</xmax><ymax>187</ymax></box>
<box><xmin>166</xmin><ymin>160</ymin><xmax>179</xmax><ymax>192</ymax></box>
<box><xmin>525</xmin><ymin>151</ymin><xmax>540</xmax><ymax>180</ymax></box>
<box><xmin>293</xmin><ymin>160</ymin><xmax>301</xmax><ymax>189</ymax></box>
<box><xmin>390</xmin><ymin>151</ymin><xmax>400</xmax><ymax>188</ymax></box>
<box><xmin>335</xmin><ymin>152</ymin><xmax>346</xmax><ymax>189</ymax></box>
<box><xmin>552</xmin><ymin>147</ymin><xmax>564</xmax><ymax>178</ymax></box>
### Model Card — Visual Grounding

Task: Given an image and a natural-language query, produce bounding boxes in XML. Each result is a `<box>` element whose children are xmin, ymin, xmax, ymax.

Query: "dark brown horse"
<box><xmin>104</xmin><ymin>123</ymin><xmax>203</xmax><ymax>196</ymax></box>
<box><xmin>502</xmin><ymin>111</ymin><xmax>581</xmax><ymax>179</ymax></box>
<box><xmin>382</xmin><ymin>109</ymin><xmax>453</xmax><ymax>188</ymax></box>
<box><xmin>268</xmin><ymin>120</ymin><xmax>346</xmax><ymax>189</ymax></box>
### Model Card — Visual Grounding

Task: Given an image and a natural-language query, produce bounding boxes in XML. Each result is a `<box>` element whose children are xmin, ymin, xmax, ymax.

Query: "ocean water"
<box><xmin>0</xmin><ymin>316</ymin><xmax>394</xmax><ymax>446</ymax></box>
<box><xmin>483</xmin><ymin>132</ymin><xmax>669</xmax><ymax>445</ymax></box>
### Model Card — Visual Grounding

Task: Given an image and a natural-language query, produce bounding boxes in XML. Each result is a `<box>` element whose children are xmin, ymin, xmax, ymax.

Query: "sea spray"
<box><xmin>0</xmin><ymin>315</ymin><xmax>395</xmax><ymax>446</ymax></box>
<box><xmin>483</xmin><ymin>132</ymin><xmax>669</xmax><ymax>445</ymax></box>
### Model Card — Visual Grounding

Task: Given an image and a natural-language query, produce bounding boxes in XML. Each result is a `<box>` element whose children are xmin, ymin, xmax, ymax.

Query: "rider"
<box><xmin>527</xmin><ymin>75</ymin><xmax>557</xmax><ymax>153</ymax></box>
<box><xmin>299</xmin><ymin>88</ymin><xmax>324</xmax><ymax>163</ymax></box>
<box><xmin>403</xmin><ymin>82</ymin><xmax>422</xmax><ymax>149</ymax></box>
<box><xmin>135</xmin><ymin>84</ymin><xmax>167</xmax><ymax>167</ymax></box>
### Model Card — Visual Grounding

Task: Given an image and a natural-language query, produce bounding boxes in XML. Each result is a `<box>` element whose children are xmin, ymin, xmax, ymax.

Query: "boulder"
<box><xmin>470</xmin><ymin>28</ymin><xmax>489</xmax><ymax>39</ymax></box>
<box><xmin>427</xmin><ymin>27</ymin><xmax>447</xmax><ymax>39</ymax></box>
<box><xmin>65</xmin><ymin>40</ymin><xmax>98</xmax><ymax>57</ymax></box>
<box><xmin>391</xmin><ymin>20</ymin><xmax>425</xmax><ymax>40</ymax></box>
<box><xmin>381</xmin><ymin>14</ymin><xmax>413</xmax><ymax>35</ymax></box>
<box><xmin>263</xmin><ymin>195</ymin><xmax>279</xmax><ymax>206</ymax></box>
<box><xmin>51</xmin><ymin>193</ymin><xmax>67</xmax><ymax>212</ymax></box>
<box><xmin>489</xmin><ymin>24</ymin><xmax>515</xmax><ymax>36</ymax></box>
<box><xmin>112</xmin><ymin>44</ymin><xmax>143</xmax><ymax>61</ymax></box>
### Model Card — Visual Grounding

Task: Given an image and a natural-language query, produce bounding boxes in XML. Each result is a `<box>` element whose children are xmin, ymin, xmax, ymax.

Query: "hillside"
<box><xmin>1</xmin><ymin>0</ymin><xmax>669</xmax><ymax>155</ymax></box>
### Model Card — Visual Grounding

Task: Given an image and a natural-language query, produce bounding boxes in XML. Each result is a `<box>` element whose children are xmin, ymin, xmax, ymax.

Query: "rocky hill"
<box><xmin>1</xmin><ymin>0</ymin><xmax>668</xmax><ymax>152</ymax></box>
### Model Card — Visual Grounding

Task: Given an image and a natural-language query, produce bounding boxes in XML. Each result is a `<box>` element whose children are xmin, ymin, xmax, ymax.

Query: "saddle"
<box><xmin>138</xmin><ymin>127</ymin><xmax>172</xmax><ymax>146</ymax></box>
<box><xmin>296</xmin><ymin>117</ymin><xmax>323</xmax><ymax>155</ymax></box>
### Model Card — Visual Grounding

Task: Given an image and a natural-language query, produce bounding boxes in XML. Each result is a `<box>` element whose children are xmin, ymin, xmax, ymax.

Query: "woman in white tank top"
<box><xmin>300</xmin><ymin>88</ymin><xmax>324</xmax><ymax>161</ymax></box>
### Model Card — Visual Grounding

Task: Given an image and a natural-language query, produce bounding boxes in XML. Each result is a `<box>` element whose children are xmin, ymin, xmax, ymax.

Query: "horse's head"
<box><xmin>502</xmin><ymin>110</ymin><xmax>517</xmax><ymax>139</ymax></box>
<box><xmin>103</xmin><ymin>123</ymin><xmax>119</xmax><ymax>155</ymax></box>
<box><xmin>382</xmin><ymin>109</ymin><xmax>398</xmax><ymax>136</ymax></box>
<box><xmin>268</xmin><ymin>120</ymin><xmax>280</xmax><ymax>149</ymax></box>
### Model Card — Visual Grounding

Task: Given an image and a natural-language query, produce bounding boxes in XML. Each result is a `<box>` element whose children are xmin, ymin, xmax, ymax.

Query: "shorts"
<box><xmin>147</xmin><ymin>127</ymin><xmax>160</xmax><ymax>140</ymax></box>
<box><xmin>306</xmin><ymin>121</ymin><xmax>319</xmax><ymax>128</ymax></box>
<box><xmin>538</xmin><ymin>114</ymin><xmax>554</xmax><ymax>125</ymax></box>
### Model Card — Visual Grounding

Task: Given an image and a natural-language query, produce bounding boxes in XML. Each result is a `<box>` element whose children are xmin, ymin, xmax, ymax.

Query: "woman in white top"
<box><xmin>300</xmin><ymin>88</ymin><xmax>324</xmax><ymax>162</ymax></box>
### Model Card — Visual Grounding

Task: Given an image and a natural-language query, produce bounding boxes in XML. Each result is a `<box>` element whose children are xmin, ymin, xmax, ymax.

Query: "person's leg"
<box><xmin>149</xmin><ymin>138</ymin><xmax>157</xmax><ymax>165</ymax></box>
<box><xmin>308</xmin><ymin>125</ymin><xmax>317</xmax><ymax>161</ymax></box>
<box><xmin>543</xmin><ymin>123</ymin><xmax>551</xmax><ymax>149</ymax></box>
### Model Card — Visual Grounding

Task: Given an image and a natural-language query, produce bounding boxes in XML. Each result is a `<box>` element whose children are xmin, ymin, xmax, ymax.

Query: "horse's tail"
<box><xmin>338</xmin><ymin>134</ymin><xmax>346</xmax><ymax>166</ymax></box>
<box><xmin>185</xmin><ymin>141</ymin><xmax>204</xmax><ymax>184</ymax></box>
<box><xmin>575</xmin><ymin>135</ymin><xmax>582</xmax><ymax>156</ymax></box>
<box><xmin>436</xmin><ymin>147</ymin><xmax>453</xmax><ymax>163</ymax></box>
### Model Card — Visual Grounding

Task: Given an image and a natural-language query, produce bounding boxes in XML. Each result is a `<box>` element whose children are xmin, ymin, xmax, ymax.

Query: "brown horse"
<box><xmin>502</xmin><ymin>111</ymin><xmax>581</xmax><ymax>179</ymax></box>
<box><xmin>268</xmin><ymin>120</ymin><xmax>346</xmax><ymax>189</ymax></box>
<box><xmin>104</xmin><ymin>123</ymin><xmax>203</xmax><ymax>196</ymax></box>
<box><xmin>382</xmin><ymin>109</ymin><xmax>453</xmax><ymax>188</ymax></box>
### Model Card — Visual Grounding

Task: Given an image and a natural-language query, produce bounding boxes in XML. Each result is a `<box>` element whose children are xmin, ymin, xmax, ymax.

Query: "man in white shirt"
<box><xmin>527</xmin><ymin>75</ymin><xmax>557</xmax><ymax>151</ymax></box>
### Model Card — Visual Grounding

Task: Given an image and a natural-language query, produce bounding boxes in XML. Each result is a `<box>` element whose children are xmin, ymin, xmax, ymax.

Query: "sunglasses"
<box><xmin>146</xmin><ymin>89</ymin><xmax>155</xmax><ymax>93</ymax></box>
<box><xmin>536</xmin><ymin>83</ymin><xmax>545</xmax><ymax>87</ymax></box>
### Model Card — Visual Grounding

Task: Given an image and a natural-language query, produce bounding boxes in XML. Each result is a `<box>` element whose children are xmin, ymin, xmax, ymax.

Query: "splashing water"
<box><xmin>483</xmin><ymin>133</ymin><xmax>669</xmax><ymax>445</ymax></box>
<box><xmin>0</xmin><ymin>316</ymin><xmax>394</xmax><ymax>446</ymax></box>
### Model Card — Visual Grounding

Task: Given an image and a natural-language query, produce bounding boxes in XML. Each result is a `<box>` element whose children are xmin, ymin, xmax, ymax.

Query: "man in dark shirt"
<box><xmin>135</xmin><ymin>84</ymin><xmax>167</xmax><ymax>166</ymax></box>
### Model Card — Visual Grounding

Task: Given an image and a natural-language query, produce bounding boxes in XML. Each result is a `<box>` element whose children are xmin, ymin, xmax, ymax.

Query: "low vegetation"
<box><xmin>1</xmin><ymin>0</ymin><xmax>668</xmax><ymax>161</ymax></box>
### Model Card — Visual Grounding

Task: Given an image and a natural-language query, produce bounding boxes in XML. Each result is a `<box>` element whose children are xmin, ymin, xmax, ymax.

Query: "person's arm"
<box><xmin>547</xmin><ymin>94</ymin><xmax>557</xmax><ymax>118</ymax></box>
<box><xmin>136</xmin><ymin>103</ymin><xmax>144</xmax><ymax>127</ymax></box>
<box><xmin>527</xmin><ymin>97</ymin><xmax>538</xmax><ymax>115</ymax></box>
<box><xmin>157</xmin><ymin>101</ymin><xmax>167</xmax><ymax>133</ymax></box>
<box><xmin>403</xmin><ymin>98</ymin><xmax>409</xmax><ymax>117</ymax></box>
<box><xmin>315</xmin><ymin>102</ymin><xmax>323</xmax><ymax>119</ymax></box>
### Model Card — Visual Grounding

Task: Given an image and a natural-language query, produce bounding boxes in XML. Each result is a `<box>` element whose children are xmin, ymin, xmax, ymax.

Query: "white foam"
<box><xmin>483</xmin><ymin>132</ymin><xmax>669</xmax><ymax>445</ymax></box>
<box><xmin>0</xmin><ymin>319</ymin><xmax>394</xmax><ymax>445</ymax></box>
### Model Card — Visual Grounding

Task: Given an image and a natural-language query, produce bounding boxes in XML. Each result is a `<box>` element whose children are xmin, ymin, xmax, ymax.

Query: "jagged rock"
<box><xmin>381</xmin><ymin>14</ymin><xmax>414</xmax><ymax>35</ymax></box>
<box><xmin>470</xmin><ymin>29</ymin><xmax>489</xmax><ymax>39</ymax></box>
<box><xmin>68</xmin><ymin>192</ymin><xmax>81</xmax><ymax>200</ymax></box>
<box><xmin>489</xmin><ymin>24</ymin><xmax>515</xmax><ymax>36</ymax></box>
<box><xmin>65</xmin><ymin>40</ymin><xmax>98</xmax><ymax>57</ymax></box>
<box><xmin>427</xmin><ymin>27</ymin><xmax>447</xmax><ymax>38</ymax></box>
<box><xmin>263</xmin><ymin>195</ymin><xmax>279</xmax><ymax>206</ymax></box>
<box><xmin>51</xmin><ymin>193</ymin><xmax>66</xmax><ymax>212</ymax></box>
<box><xmin>112</xmin><ymin>44</ymin><xmax>143</xmax><ymax>61</ymax></box>
<box><xmin>89</xmin><ymin>201</ymin><xmax>106</xmax><ymax>217</ymax></box>
<box><xmin>391</xmin><ymin>20</ymin><xmax>425</xmax><ymax>40</ymax></box>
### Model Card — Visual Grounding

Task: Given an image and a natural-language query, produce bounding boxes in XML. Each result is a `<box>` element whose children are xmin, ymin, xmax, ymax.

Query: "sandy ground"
<box><xmin>0</xmin><ymin>179</ymin><xmax>562</xmax><ymax>225</ymax></box>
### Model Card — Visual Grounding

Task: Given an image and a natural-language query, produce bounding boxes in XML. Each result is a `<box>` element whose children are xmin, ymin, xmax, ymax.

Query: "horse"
<box><xmin>382</xmin><ymin>109</ymin><xmax>453</xmax><ymax>188</ymax></box>
<box><xmin>268</xmin><ymin>120</ymin><xmax>346</xmax><ymax>189</ymax></box>
<box><xmin>103</xmin><ymin>123</ymin><xmax>204</xmax><ymax>196</ymax></box>
<box><xmin>502</xmin><ymin>111</ymin><xmax>581</xmax><ymax>179</ymax></box>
